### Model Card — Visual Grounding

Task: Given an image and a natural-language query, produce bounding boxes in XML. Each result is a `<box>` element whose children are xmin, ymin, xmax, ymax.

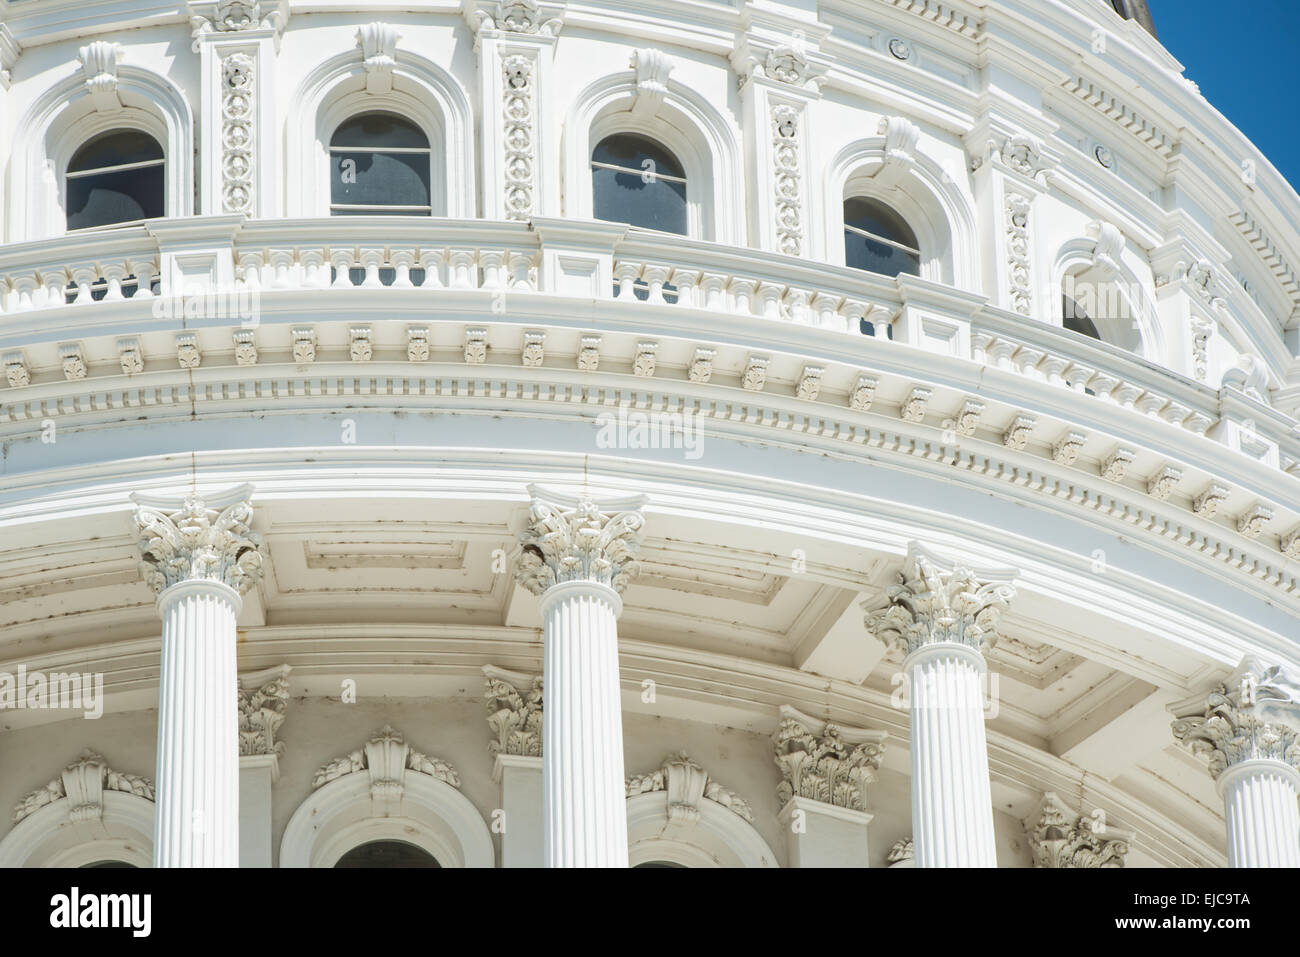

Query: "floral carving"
<box><xmin>515</xmin><ymin>487</ymin><xmax>647</xmax><ymax>595</ymax></box>
<box><xmin>1170</xmin><ymin>657</ymin><xmax>1300</xmax><ymax>779</ymax></box>
<box><xmin>866</xmin><ymin>544</ymin><xmax>1017</xmax><ymax>657</ymax></box>
<box><xmin>221</xmin><ymin>52</ymin><xmax>255</xmax><ymax>214</ymax></box>
<box><xmin>772</xmin><ymin>104</ymin><xmax>803</xmax><ymax>256</ymax></box>
<box><xmin>772</xmin><ymin>706</ymin><xmax>886</xmax><ymax>811</ymax></box>
<box><xmin>1027</xmin><ymin>793</ymin><xmax>1129</xmax><ymax>868</ymax></box>
<box><xmin>483</xmin><ymin>666</ymin><xmax>543</xmax><ymax>757</ymax></box>
<box><xmin>313</xmin><ymin>725</ymin><xmax>460</xmax><ymax>794</ymax></box>
<box><xmin>626</xmin><ymin>751</ymin><xmax>753</xmax><ymax>823</ymax></box>
<box><xmin>502</xmin><ymin>54</ymin><xmax>536</xmax><ymax>220</ymax></box>
<box><xmin>1005</xmin><ymin>191</ymin><xmax>1032</xmax><ymax>315</ymax></box>
<box><xmin>238</xmin><ymin>666</ymin><xmax>290</xmax><ymax>757</ymax></box>
<box><xmin>132</xmin><ymin>486</ymin><xmax>265</xmax><ymax>595</ymax></box>
<box><xmin>14</xmin><ymin>750</ymin><xmax>153</xmax><ymax>824</ymax></box>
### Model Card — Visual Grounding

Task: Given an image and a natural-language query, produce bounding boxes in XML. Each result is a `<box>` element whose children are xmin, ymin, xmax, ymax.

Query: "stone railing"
<box><xmin>0</xmin><ymin>226</ymin><xmax>159</xmax><ymax>310</ymax></box>
<box><xmin>231</xmin><ymin>219</ymin><xmax>539</xmax><ymax>293</ymax></box>
<box><xmin>0</xmin><ymin>214</ymin><xmax>1296</xmax><ymax>474</ymax></box>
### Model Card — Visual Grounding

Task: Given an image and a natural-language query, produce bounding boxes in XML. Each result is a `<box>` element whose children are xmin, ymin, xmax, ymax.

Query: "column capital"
<box><xmin>483</xmin><ymin>665</ymin><xmax>543</xmax><ymax>758</ymax></box>
<box><xmin>772</xmin><ymin>705</ymin><xmax>887</xmax><ymax>812</ymax></box>
<box><xmin>1025</xmin><ymin>792</ymin><xmax>1131</xmax><ymax>868</ymax></box>
<box><xmin>514</xmin><ymin>485</ymin><xmax>647</xmax><ymax>596</ymax></box>
<box><xmin>238</xmin><ymin>664</ymin><xmax>290</xmax><ymax>770</ymax></box>
<box><xmin>1170</xmin><ymin>656</ymin><xmax>1300</xmax><ymax>780</ymax></box>
<box><xmin>132</xmin><ymin>484</ymin><xmax>266</xmax><ymax>596</ymax></box>
<box><xmin>865</xmin><ymin>543</ymin><xmax>1017</xmax><ymax>658</ymax></box>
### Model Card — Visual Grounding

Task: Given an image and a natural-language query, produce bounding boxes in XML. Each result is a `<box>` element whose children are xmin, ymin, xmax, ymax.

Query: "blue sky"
<box><xmin>1148</xmin><ymin>0</ymin><xmax>1300</xmax><ymax>193</ymax></box>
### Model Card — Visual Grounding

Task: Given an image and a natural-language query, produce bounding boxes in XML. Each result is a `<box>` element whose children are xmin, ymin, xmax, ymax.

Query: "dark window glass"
<box><xmin>81</xmin><ymin>861</ymin><xmax>137</xmax><ymax>868</ymax></box>
<box><xmin>1063</xmin><ymin>294</ymin><xmax>1103</xmax><ymax>340</ymax></box>
<box><xmin>334</xmin><ymin>840</ymin><xmax>441</xmax><ymax>868</ymax></box>
<box><xmin>591</xmin><ymin>134</ymin><xmax>688</xmax><ymax>235</ymax></box>
<box><xmin>65</xmin><ymin>130</ymin><xmax>165</xmax><ymax>230</ymax></box>
<box><xmin>329</xmin><ymin>112</ymin><xmax>431</xmax><ymax>215</ymax></box>
<box><xmin>843</xmin><ymin>197</ymin><xmax>920</xmax><ymax>278</ymax></box>
<box><xmin>634</xmin><ymin>860</ymin><xmax>687</xmax><ymax>868</ymax></box>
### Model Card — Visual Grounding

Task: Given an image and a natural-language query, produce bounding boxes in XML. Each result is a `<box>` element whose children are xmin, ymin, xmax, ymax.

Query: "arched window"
<box><xmin>65</xmin><ymin>130</ymin><xmax>164</xmax><ymax>230</ymax></box>
<box><xmin>329</xmin><ymin>112</ymin><xmax>432</xmax><ymax>215</ymax></box>
<box><xmin>81</xmin><ymin>860</ymin><xmax>138</xmax><ymax>868</ymax></box>
<box><xmin>1062</xmin><ymin>294</ymin><xmax>1103</xmax><ymax>341</ymax></box>
<box><xmin>843</xmin><ymin>197</ymin><xmax>920</xmax><ymax>278</ymax></box>
<box><xmin>334</xmin><ymin>840</ymin><xmax>441</xmax><ymax>868</ymax></box>
<box><xmin>591</xmin><ymin>133</ymin><xmax>687</xmax><ymax>235</ymax></box>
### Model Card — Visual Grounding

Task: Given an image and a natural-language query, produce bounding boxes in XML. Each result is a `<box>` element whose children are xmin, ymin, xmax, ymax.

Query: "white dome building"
<box><xmin>0</xmin><ymin>0</ymin><xmax>1297</xmax><ymax>869</ymax></box>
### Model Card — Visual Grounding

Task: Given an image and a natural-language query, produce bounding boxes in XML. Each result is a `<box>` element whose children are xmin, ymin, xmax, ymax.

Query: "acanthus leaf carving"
<box><xmin>483</xmin><ymin>665</ymin><xmax>543</xmax><ymax>757</ymax></box>
<box><xmin>865</xmin><ymin>543</ymin><xmax>1017</xmax><ymax>657</ymax></box>
<box><xmin>772</xmin><ymin>705</ymin><xmax>886</xmax><ymax>811</ymax></box>
<box><xmin>312</xmin><ymin>724</ymin><xmax>460</xmax><ymax>796</ymax></box>
<box><xmin>626</xmin><ymin>751</ymin><xmax>753</xmax><ymax>823</ymax></box>
<box><xmin>131</xmin><ymin>485</ymin><xmax>265</xmax><ymax>595</ymax></box>
<box><xmin>514</xmin><ymin>486</ymin><xmax>647</xmax><ymax>595</ymax></box>
<box><xmin>14</xmin><ymin>750</ymin><xmax>154</xmax><ymax>824</ymax></box>
<box><xmin>1170</xmin><ymin>656</ymin><xmax>1300</xmax><ymax>779</ymax></box>
<box><xmin>238</xmin><ymin>664</ymin><xmax>290</xmax><ymax>757</ymax></box>
<box><xmin>1026</xmin><ymin>792</ymin><xmax>1131</xmax><ymax>868</ymax></box>
<box><xmin>77</xmin><ymin>40</ymin><xmax>122</xmax><ymax>112</ymax></box>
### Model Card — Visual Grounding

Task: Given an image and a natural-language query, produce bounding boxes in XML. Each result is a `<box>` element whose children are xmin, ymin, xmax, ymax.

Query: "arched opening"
<box><xmin>65</xmin><ymin>129</ymin><xmax>164</xmax><ymax>230</ymax></box>
<box><xmin>334</xmin><ymin>839</ymin><xmax>441</xmax><ymax>868</ymax></box>
<box><xmin>80</xmin><ymin>860</ymin><xmax>138</xmax><ymax>868</ymax></box>
<box><xmin>843</xmin><ymin>197</ymin><xmax>920</xmax><ymax>279</ymax></box>
<box><xmin>591</xmin><ymin>133</ymin><xmax>688</xmax><ymax>235</ymax></box>
<box><xmin>633</xmin><ymin>860</ymin><xmax>688</xmax><ymax>868</ymax></box>
<box><xmin>1062</xmin><ymin>293</ymin><xmax>1103</xmax><ymax>341</ymax></box>
<box><xmin>1060</xmin><ymin>269</ymin><xmax>1141</xmax><ymax>352</ymax></box>
<box><xmin>329</xmin><ymin>111</ymin><xmax>432</xmax><ymax>216</ymax></box>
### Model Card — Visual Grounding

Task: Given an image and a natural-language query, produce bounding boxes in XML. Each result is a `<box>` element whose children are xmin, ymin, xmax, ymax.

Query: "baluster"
<box><xmin>641</xmin><ymin>265</ymin><xmax>670</xmax><ymax>304</ymax></box>
<box><xmin>358</xmin><ymin>248</ymin><xmax>385</xmax><ymax>288</ymax></box>
<box><xmin>299</xmin><ymin>249</ymin><xmax>329</xmax><ymax>288</ymax></box>
<box><xmin>131</xmin><ymin>259</ymin><xmax>158</xmax><ymax>299</ymax></box>
<box><xmin>755</xmin><ymin>281</ymin><xmax>784</xmax><ymax>319</ymax></box>
<box><xmin>479</xmin><ymin>250</ymin><xmax>506</xmax><ymax>290</ymax></box>
<box><xmin>670</xmin><ymin>269</ymin><xmax>699</xmax><ymax>307</ymax></box>
<box><xmin>728</xmin><ymin>278</ymin><xmax>757</xmax><ymax>315</ymax></box>
<box><xmin>390</xmin><ymin>249</ymin><xmax>415</xmax><ymax>288</ymax></box>
<box><xmin>508</xmin><ymin>251</ymin><xmax>534</xmax><ymax>291</ymax></box>
<box><xmin>447</xmin><ymin>249</ymin><xmax>477</xmax><ymax>289</ymax></box>
<box><xmin>329</xmin><ymin>248</ymin><xmax>357</xmax><ymax>288</ymax></box>
<box><xmin>613</xmin><ymin>262</ymin><xmax>640</xmax><ymax>300</ymax></box>
<box><xmin>419</xmin><ymin>248</ymin><xmax>446</xmax><ymax>288</ymax></box>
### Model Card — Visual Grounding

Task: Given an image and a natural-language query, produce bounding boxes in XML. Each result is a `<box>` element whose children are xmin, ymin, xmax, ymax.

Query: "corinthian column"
<box><xmin>867</xmin><ymin>543</ymin><xmax>1016</xmax><ymax>868</ymax></box>
<box><xmin>514</xmin><ymin>486</ymin><xmax>646</xmax><ymax>867</ymax></box>
<box><xmin>133</xmin><ymin>485</ymin><xmax>265</xmax><ymax>868</ymax></box>
<box><xmin>1170</xmin><ymin>656</ymin><xmax>1300</xmax><ymax>867</ymax></box>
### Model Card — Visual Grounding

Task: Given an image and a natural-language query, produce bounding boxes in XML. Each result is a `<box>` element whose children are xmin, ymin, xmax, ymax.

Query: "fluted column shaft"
<box><xmin>906</xmin><ymin>642</ymin><xmax>997</xmax><ymax>867</ymax></box>
<box><xmin>154</xmin><ymin>579</ymin><xmax>241</xmax><ymax>867</ymax></box>
<box><xmin>1219</xmin><ymin>759</ymin><xmax>1300</xmax><ymax>868</ymax></box>
<box><xmin>541</xmin><ymin>579</ymin><xmax>628</xmax><ymax>868</ymax></box>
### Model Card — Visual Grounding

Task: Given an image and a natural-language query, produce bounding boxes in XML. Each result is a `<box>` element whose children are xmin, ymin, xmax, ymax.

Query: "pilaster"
<box><xmin>465</xmin><ymin>0</ymin><xmax>563</xmax><ymax>221</ymax></box>
<box><xmin>237</xmin><ymin>664</ymin><xmax>290</xmax><ymax>868</ymax></box>
<box><xmin>772</xmin><ymin>704</ymin><xmax>886</xmax><ymax>867</ymax></box>
<box><xmin>483</xmin><ymin>665</ymin><xmax>544</xmax><ymax>867</ymax></box>
<box><xmin>188</xmin><ymin>1</ymin><xmax>287</xmax><ymax>218</ymax></box>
